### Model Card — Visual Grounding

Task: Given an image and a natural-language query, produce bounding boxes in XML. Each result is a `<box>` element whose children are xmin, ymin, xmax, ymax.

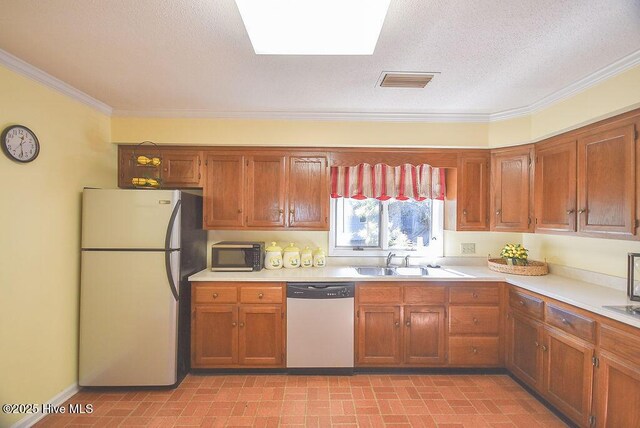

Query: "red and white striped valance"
<box><xmin>330</xmin><ymin>163</ymin><xmax>445</xmax><ymax>201</ymax></box>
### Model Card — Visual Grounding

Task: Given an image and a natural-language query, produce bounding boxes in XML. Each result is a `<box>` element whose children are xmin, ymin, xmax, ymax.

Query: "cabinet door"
<box><xmin>535</xmin><ymin>140</ymin><xmax>577</xmax><ymax>233</ymax></box>
<box><xmin>507</xmin><ymin>312</ymin><xmax>543</xmax><ymax>390</ymax></box>
<box><xmin>117</xmin><ymin>146</ymin><xmax>136</xmax><ymax>188</ymax></box>
<box><xmin>491</xmin><ymin>147</ymin><xmax>533</xmax><ymax>232</ymax></box>
<box><xmin>191</xmin><ymin>305</ymin><xmax>237</xmax><ymax>367</ymax></box>
<box><xmin>161</xmin><ymin>150</ymin><xmax>202</xmax><ymax>188</ymax></box>
<box><xmin>577</xmin><ymin>124</ymin><xmax>636</xmax><ymax>237</ymax></box>
<box><xmin>457</xmin><ymin>155</ymin><xmax>489</xmax><ymax>230</ymax></box>
<box><xmin>203</xmin><ymin>154</ymin><xmax>245</xmax><ymax>228</ymax></box>
<box><xmin>357</xmin><ymin>306</ymin><xmax>402</xmax><ymax>365</ymax></box>
<box><xmin>595</xmin><ymin>351</ymin><xmax>640</xmax><ymax>428</ymax></box>
<box><xmin>238</xmin><ymin>305</ymin><xmax>283</xmax><ymax>366</ymax></box>
<box><xmin>542</xmin><ymin>327</ymin><xmax>594</xmax><ymax>427</ymax></box>
<box><xmin>246</xmin><ymin>155</ymin><xmax>286</xmax><ymax>228</ymax></box>
<box><xmin>404</xmin><ymin>306</ymin><xmax>446</xmax><ymax>365</ymax></box>
<box><xmin>287</xmin><ymin>155</ymin><xmax>329</xmax><ymax>229</ymax></box>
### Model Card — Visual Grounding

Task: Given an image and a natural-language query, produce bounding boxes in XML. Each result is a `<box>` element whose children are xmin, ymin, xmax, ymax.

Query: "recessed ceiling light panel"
<box><xmin>234</xmin><ymin>0</ymin><xmax>391</xmax><ymax>55</ymax></box>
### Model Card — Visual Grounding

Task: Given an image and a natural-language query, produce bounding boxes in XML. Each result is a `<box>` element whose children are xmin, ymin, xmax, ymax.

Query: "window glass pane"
<box><xmin>387</xmin><ymin>199</ymin><xmax>432</xmax><ymax>250</ymax></box>
<box><xmin>334</xmin><ymin>198</ymin><xmax>381</xmax><ymax>247</ymax></box>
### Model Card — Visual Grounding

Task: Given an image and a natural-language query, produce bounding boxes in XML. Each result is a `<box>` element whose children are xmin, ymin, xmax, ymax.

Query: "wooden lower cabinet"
<box><xmin>238</xmin><ymin>305</ymin><xmax>283</xmax><ymax>366</ymax></box>
<box><xmin>191</xmin><ymin>282</ymin><xmax>285</xmax><ymax>368</ymax></box>
<box><xmin>192</xmin><ymin>305</ymin><xmax>238</xmax><ymax>366</ymax></box>
<box><xmin>507</xmin><ymin>311</ymin><xmax>543</xmax><ymax>390</ymax></box>
<box><xmin>594</xmin><ymin>351</ymin><xmax>640</xmax><ymax>428</ymax></box>
<box><xmin>404</xmin><ymin>306</ymin><xmax>446</xmax><ymax>365</ymax></box>
<box><xmin>357</xmin><ymin>305</ymin><xmax>402</xmax><ymax>365</ymax></box>
<box><xmin>542</xmin><ymin>327</ymin><xmax>594</xmax><ymax>427</ymax></box>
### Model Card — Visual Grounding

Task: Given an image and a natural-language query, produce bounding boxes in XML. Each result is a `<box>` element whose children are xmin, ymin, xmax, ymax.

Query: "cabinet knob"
<box><xmin>578</xmin><ymin>208</ymin><xmax>586</xmax><ymax>214</ymax></box>
<box><xmin>566</xmin><ymin>209</ymin><xmax>574</xmax><ymax>215</ymax></box>
<box><xmin>518</xmin><ymin>300</ymin><xmax>525</xmax><ymax>306</ymax></box>
<box><xmin>258</xmin><ymin>293</ymin><xmax>264</xmax><ymax>299</ymax></box>
<box><xmin>462</xmin><ymin>209</ymin><xmax>468</xmax><ymax>216</ymax></box>
<box><xmin>395</xmin><ymin>321</ymin><xmax>400</xmax><ymax>328</ymax></box>
<box><xmin>473</xmin><ymin>318</ymin><xmax>479</xmax><ymax>324</ymax></box>
<box><xmin>212</xmin><ymin>293</ymin><xmax>218</xmax><ymax>299</ymax></box>
<box><xmin>232</xmin><ymin>322</ymin><xmax>237</xmax><ymax>327</ymax></box>
<box><xmin>239</xmin><ymin>322</ymin><xmax>245</xmax><ymax>327</ymax></box>
<box><xmin>496</xmin><ymin>209</ymin><xmax>501</xmax><ymax>216</ymax></box>
<box><xmin>541</xmin><ymin>345</ymin><xmax>548</xmax><ymax>352</ymax></box>
<box><xmin>534</xmin><ymin>341</ymin><xmax>539</xmax><ymax>348</ymax></box>
<box><xmin>472</xmin><ymin>293</ymin><xmax>479</xmax><ymax>299</ymax></box>
<box><xmin>472</xmin><ymin>347</ymin><xmax>478</xmax><ymax>354</ymax></box>
<box><xmin>405</xmin><ymin>321</ymin><xmax>411</xmax><ymax>327</ymax></box>
<box><xmin>561</xmin><ymin>318</ymin><xmax>569</xmax><ymax>324</ymax></box>
<box><xmin>238</xmin><ymin>209</ymin><xmax>243</xmax><ymax>214</ymax></box>
<box><xmin>278</xmin><ymin>208</ymin><xmax>284</xmax><ymax>214</ymax></box>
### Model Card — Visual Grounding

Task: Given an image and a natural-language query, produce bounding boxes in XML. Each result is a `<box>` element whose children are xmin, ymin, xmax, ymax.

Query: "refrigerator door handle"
<box><xmin>165</xmin><ymin>200</ymin><xmax>182</xmax><ymax>301</ymax></box>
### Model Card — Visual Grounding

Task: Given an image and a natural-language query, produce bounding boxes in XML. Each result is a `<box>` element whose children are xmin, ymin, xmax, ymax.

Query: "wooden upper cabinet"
<box><xmin>577</xmin><ymin>124</ymin><xmax>636</xmax><ymax>238</ymax></box>
<box><xmin>457</xmin><ymin>153</ymin><xmax>490</xmax><ymax>231</ymax></box>
<box><xmin>491</xmin><ymin>146</ymin><xmax>534</xmax><ymax>232</ymax></box>
<box><xmin>161</xmin><ymin>150</ymin><xmax>202</xmax><ymax>188</ymax></box>
<box><xmin>246</xmin><ymin>155</ymin><xmax>286</xmax><ymax>228</ymax></box>
<box><xmin>287</xmin><ymin>155</ymin><xmax>329</xmax><ymax>230</ymax></box>
<box><xmin>118</xmin><ymin>146</ymin><xmax>137</xmax><ymax>188</ymax></box>
<box><xmin>534</xmin><ymin>139</ymin><xmax>577</xmax><ymax>233</ymax></box>
<box><xmin>203</xmin><ymin>154</ymin><xmax>245</xmax><ymax>228</ymax></box>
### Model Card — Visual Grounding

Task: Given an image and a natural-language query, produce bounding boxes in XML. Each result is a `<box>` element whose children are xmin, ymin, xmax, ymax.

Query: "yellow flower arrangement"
<box><xmin>500</xmin><ymin>243</ymin><xmax>528</xmax><ymax>266</ymax></box>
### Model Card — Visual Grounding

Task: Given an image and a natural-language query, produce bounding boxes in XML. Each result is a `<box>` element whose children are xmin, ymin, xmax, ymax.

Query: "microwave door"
<box><xmin>212</xmin><ymin>247</ymin><xmax>253</xmax><ymax>271</ymax></box>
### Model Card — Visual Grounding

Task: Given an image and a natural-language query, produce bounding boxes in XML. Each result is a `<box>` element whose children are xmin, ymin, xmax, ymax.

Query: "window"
<box><xmin>330</xmin><ymin>198</ymin><xmax>444</xmax><ymax>257</ymax></box>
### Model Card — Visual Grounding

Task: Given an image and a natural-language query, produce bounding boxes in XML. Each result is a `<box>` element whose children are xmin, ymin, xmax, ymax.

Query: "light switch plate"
<box><xmin>461</xmin><ymin>243</ymin><xmax>476</xmax><ymax>254</ymax></box>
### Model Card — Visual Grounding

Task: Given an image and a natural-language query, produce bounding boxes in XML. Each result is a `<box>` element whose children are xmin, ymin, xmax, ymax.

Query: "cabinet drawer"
<box><xmin>600</xmin><ymin>324</ymin><xmax>640</xmax><ymax>366</ymax></box>
<box><xmin>449</xmin><ymin>306</ymin><xmax>500</xmax><ymax>334</ymax></box>
<box><xmin>450</xmin><ymin>286</ymin><xmax>500</xmax><ymax>304</ymax></box>
<box><xmin>240</xmin><ymin>286</ymin><xmax>283</xmax><ymax>304</ymax></box>
<box><xmin>193</xmin><ymin>285</ymin><xmax>237</xmax><ymax>304</ymax></box>
<box><xmin>404</xmin><ymin>286</ymin><xmax>446</xmax><ymax>304</ymax></box>
<box><xmin>509</xmin><ymin>290</ymin><xmax>544</xmax><ymax>319</ymax></box>
<box><xmin>545</xmin><ymin>304</ymin><xmax>595</xmax><ymax>343</ymax></box>
<box><xmin>449</xmin><ymin>337</ymin><xmax>500</xmax><ymax>366</ymax></box>
<box><xmin>358</xmin><ymin>285</ymin><xmax>402</xmax><ymax>304</ymax></box>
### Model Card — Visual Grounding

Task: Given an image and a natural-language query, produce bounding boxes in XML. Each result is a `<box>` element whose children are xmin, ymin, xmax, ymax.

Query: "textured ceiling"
<box><xmin>0</xmin><ymin>0</ymin><xmax>639</xmax><ymax>116</ymax></box>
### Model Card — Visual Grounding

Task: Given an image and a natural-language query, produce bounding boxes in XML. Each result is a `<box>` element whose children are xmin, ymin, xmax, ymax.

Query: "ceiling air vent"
<box><xmin>379</xmin><ymin>72</ymin><xmax>435</xmax><ymax>88</ymax></box>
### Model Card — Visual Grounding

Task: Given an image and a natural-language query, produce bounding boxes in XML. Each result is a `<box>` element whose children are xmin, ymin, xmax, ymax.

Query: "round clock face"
<box><xmin>2</xmin><ymin>125</ymin><xmax>40</xmax><ymax>163</ymax></box>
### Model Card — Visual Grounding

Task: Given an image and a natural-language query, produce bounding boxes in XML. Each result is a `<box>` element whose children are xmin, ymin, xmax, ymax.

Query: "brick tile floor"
<box><xmin>35</xmin><ymin>374</ymin><xmax>568</xmax><ymax>427</ymax></box>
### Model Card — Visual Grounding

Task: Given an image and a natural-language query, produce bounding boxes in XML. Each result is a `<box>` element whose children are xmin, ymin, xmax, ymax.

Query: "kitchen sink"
<box><xmin>354</xmin><ymin>266</ymin><xmax>465</xmax><ymax>278</ymax></box>
<box><xmin>355</xmin><ymin>267</ymin><xmax>398</xmax><ymax>276</ymax></box>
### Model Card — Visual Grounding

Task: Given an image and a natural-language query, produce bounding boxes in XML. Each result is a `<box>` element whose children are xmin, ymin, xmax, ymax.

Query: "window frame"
<box><xmin>328</xmin><ymin>198</ymin><xmax>444</xmax><ymax>258</ymax></box>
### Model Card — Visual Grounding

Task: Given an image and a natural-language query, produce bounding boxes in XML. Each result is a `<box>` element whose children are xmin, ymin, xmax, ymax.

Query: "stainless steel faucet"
<box><xmin>386</xmin><ymin>252</ymin><xmax>396</xmax><ymax>267</ymax></box>
<box><xmin>404</xmin><ymin>255</ymin><xmax>411</xmax><ymax>267</ymax></box>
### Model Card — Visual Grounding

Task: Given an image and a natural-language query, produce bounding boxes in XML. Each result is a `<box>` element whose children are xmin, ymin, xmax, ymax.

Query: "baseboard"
<box><xmin>11</xmin><ymin>383</ymin><xmax>79</xmax><ymax>428</ymax></box>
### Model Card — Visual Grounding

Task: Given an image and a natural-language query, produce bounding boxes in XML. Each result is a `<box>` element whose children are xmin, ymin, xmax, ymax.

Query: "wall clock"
<box><xmin>1</xmin><ymin>125</ymin><xmax>40</xmax><ymax>163</ymax></box>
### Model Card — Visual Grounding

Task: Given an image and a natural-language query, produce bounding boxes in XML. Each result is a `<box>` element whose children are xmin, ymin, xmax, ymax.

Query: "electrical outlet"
<box><xmin>461</xmin><ymin>243</ymin><xmax>476</xmax><ymax>254</ymax></box>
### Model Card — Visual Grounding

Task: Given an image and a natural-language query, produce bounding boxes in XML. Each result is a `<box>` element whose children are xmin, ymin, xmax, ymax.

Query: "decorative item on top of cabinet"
<box><xmin>131</xmin><ymin>141</ymin><xmax>162</xmax><ymax>189</ymax></box>
<box><xmin>577</xmin><ymin>123</ymin><xmax>636</xmax><ymax>239</ymax></box>
<box><xmin>534</xmin><ymin>138</ymin><xmax>577</xmax><ymax>234</ymax></box>
<box><xmin>456</xmin><ymin>152</ymin><xmax>490</xmax><ymax>231</ymax></box>
<box><xmin>118</xmin><ymin>145</ymin><xmax>203</xmax><ymax>189</ymax></box>
<box><xmin>490</xmin><ymin>145</ymin><xmax>534</xmax><ymax>232</ymax></box>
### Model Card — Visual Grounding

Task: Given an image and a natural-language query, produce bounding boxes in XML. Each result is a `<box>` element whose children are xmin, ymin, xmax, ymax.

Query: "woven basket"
<box><xmin>487</xmin><ymin>258</ymin><xmax>548</xmax><ymax>276</ymax></box>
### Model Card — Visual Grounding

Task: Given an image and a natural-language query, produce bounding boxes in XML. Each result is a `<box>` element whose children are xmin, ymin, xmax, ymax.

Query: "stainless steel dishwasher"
<box><xmin>286</xmin><ymin>282</ymin><xmax>355</xmax><ymax>372</ymax></box>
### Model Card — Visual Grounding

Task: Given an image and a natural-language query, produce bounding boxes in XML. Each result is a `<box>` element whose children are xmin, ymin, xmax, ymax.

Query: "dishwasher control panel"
<box><xmin>286</xmin><ymin>282</ymin><xmax>354</xmax><ymax>299</ymax></box>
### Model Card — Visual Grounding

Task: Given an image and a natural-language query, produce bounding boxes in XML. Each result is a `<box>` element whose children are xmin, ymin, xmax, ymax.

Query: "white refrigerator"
<box><xmin>79</xmin><ymin>189</ymin><xmax>206</xmax><ymax>386</ymax></box>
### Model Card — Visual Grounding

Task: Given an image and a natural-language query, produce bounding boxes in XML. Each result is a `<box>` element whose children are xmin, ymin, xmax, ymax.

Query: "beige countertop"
<box><xmin>189</xmin><ymin>266</ymin><xmax>640</xmax><ymax>329</ymax></box>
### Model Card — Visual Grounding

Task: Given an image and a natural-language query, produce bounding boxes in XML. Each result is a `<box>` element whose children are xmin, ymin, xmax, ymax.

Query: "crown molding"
<box><xmin>112</xmin><ymin>109</ymin><xmax>491</xmax><ymax>123</ymax></box>
<box><xmin>3</xmin><ymin>46</ymin><xmax>639</xmax><ymax>123</ymax></box>
<box><xmin>0</xmin><ymin>48</ymin><xmax>112</xmax><ymax>116</ymax></box>
<box><xmin>488</xmin><ymin>48</ymin><xmax>640</xmax><ymax>122</ymax></box>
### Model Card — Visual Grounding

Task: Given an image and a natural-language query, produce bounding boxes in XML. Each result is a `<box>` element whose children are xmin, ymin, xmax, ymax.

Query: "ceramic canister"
<box><xmin>264</xmin><ymin>241</ymin><xmax>283</xmax><ymax>270</ymax></box>
<box><xmin>300</xmin><ymin>246</ymin><xmax>313</xmax><ymax>268</ymax></box>
<box><xmin>283</xmin><ymin>242</ymin><xmax>301</xmax><ymax>269</ymax></box>
<box><xmin>313</xmin><ymin>247</ymin><xmax>326</xmax><ymax>267</ymax></box>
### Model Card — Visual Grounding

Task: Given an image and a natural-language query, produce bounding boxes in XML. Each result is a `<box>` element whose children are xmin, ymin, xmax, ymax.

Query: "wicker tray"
<box><xmin>487</xmin><ymin>258</ymin><xmax>548</xmax><ymax>276</ymax></box>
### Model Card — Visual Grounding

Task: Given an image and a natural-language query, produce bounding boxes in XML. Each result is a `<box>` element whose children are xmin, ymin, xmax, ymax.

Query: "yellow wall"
<box><xmin>111</xmin><ymin>117</ymin><xmax>489</xmax><ymax>148</ymax></box>
<box><xmin>0</xmin><ymin>65</ymin><xmax>115</xmax><ymax>426</ymax></box>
